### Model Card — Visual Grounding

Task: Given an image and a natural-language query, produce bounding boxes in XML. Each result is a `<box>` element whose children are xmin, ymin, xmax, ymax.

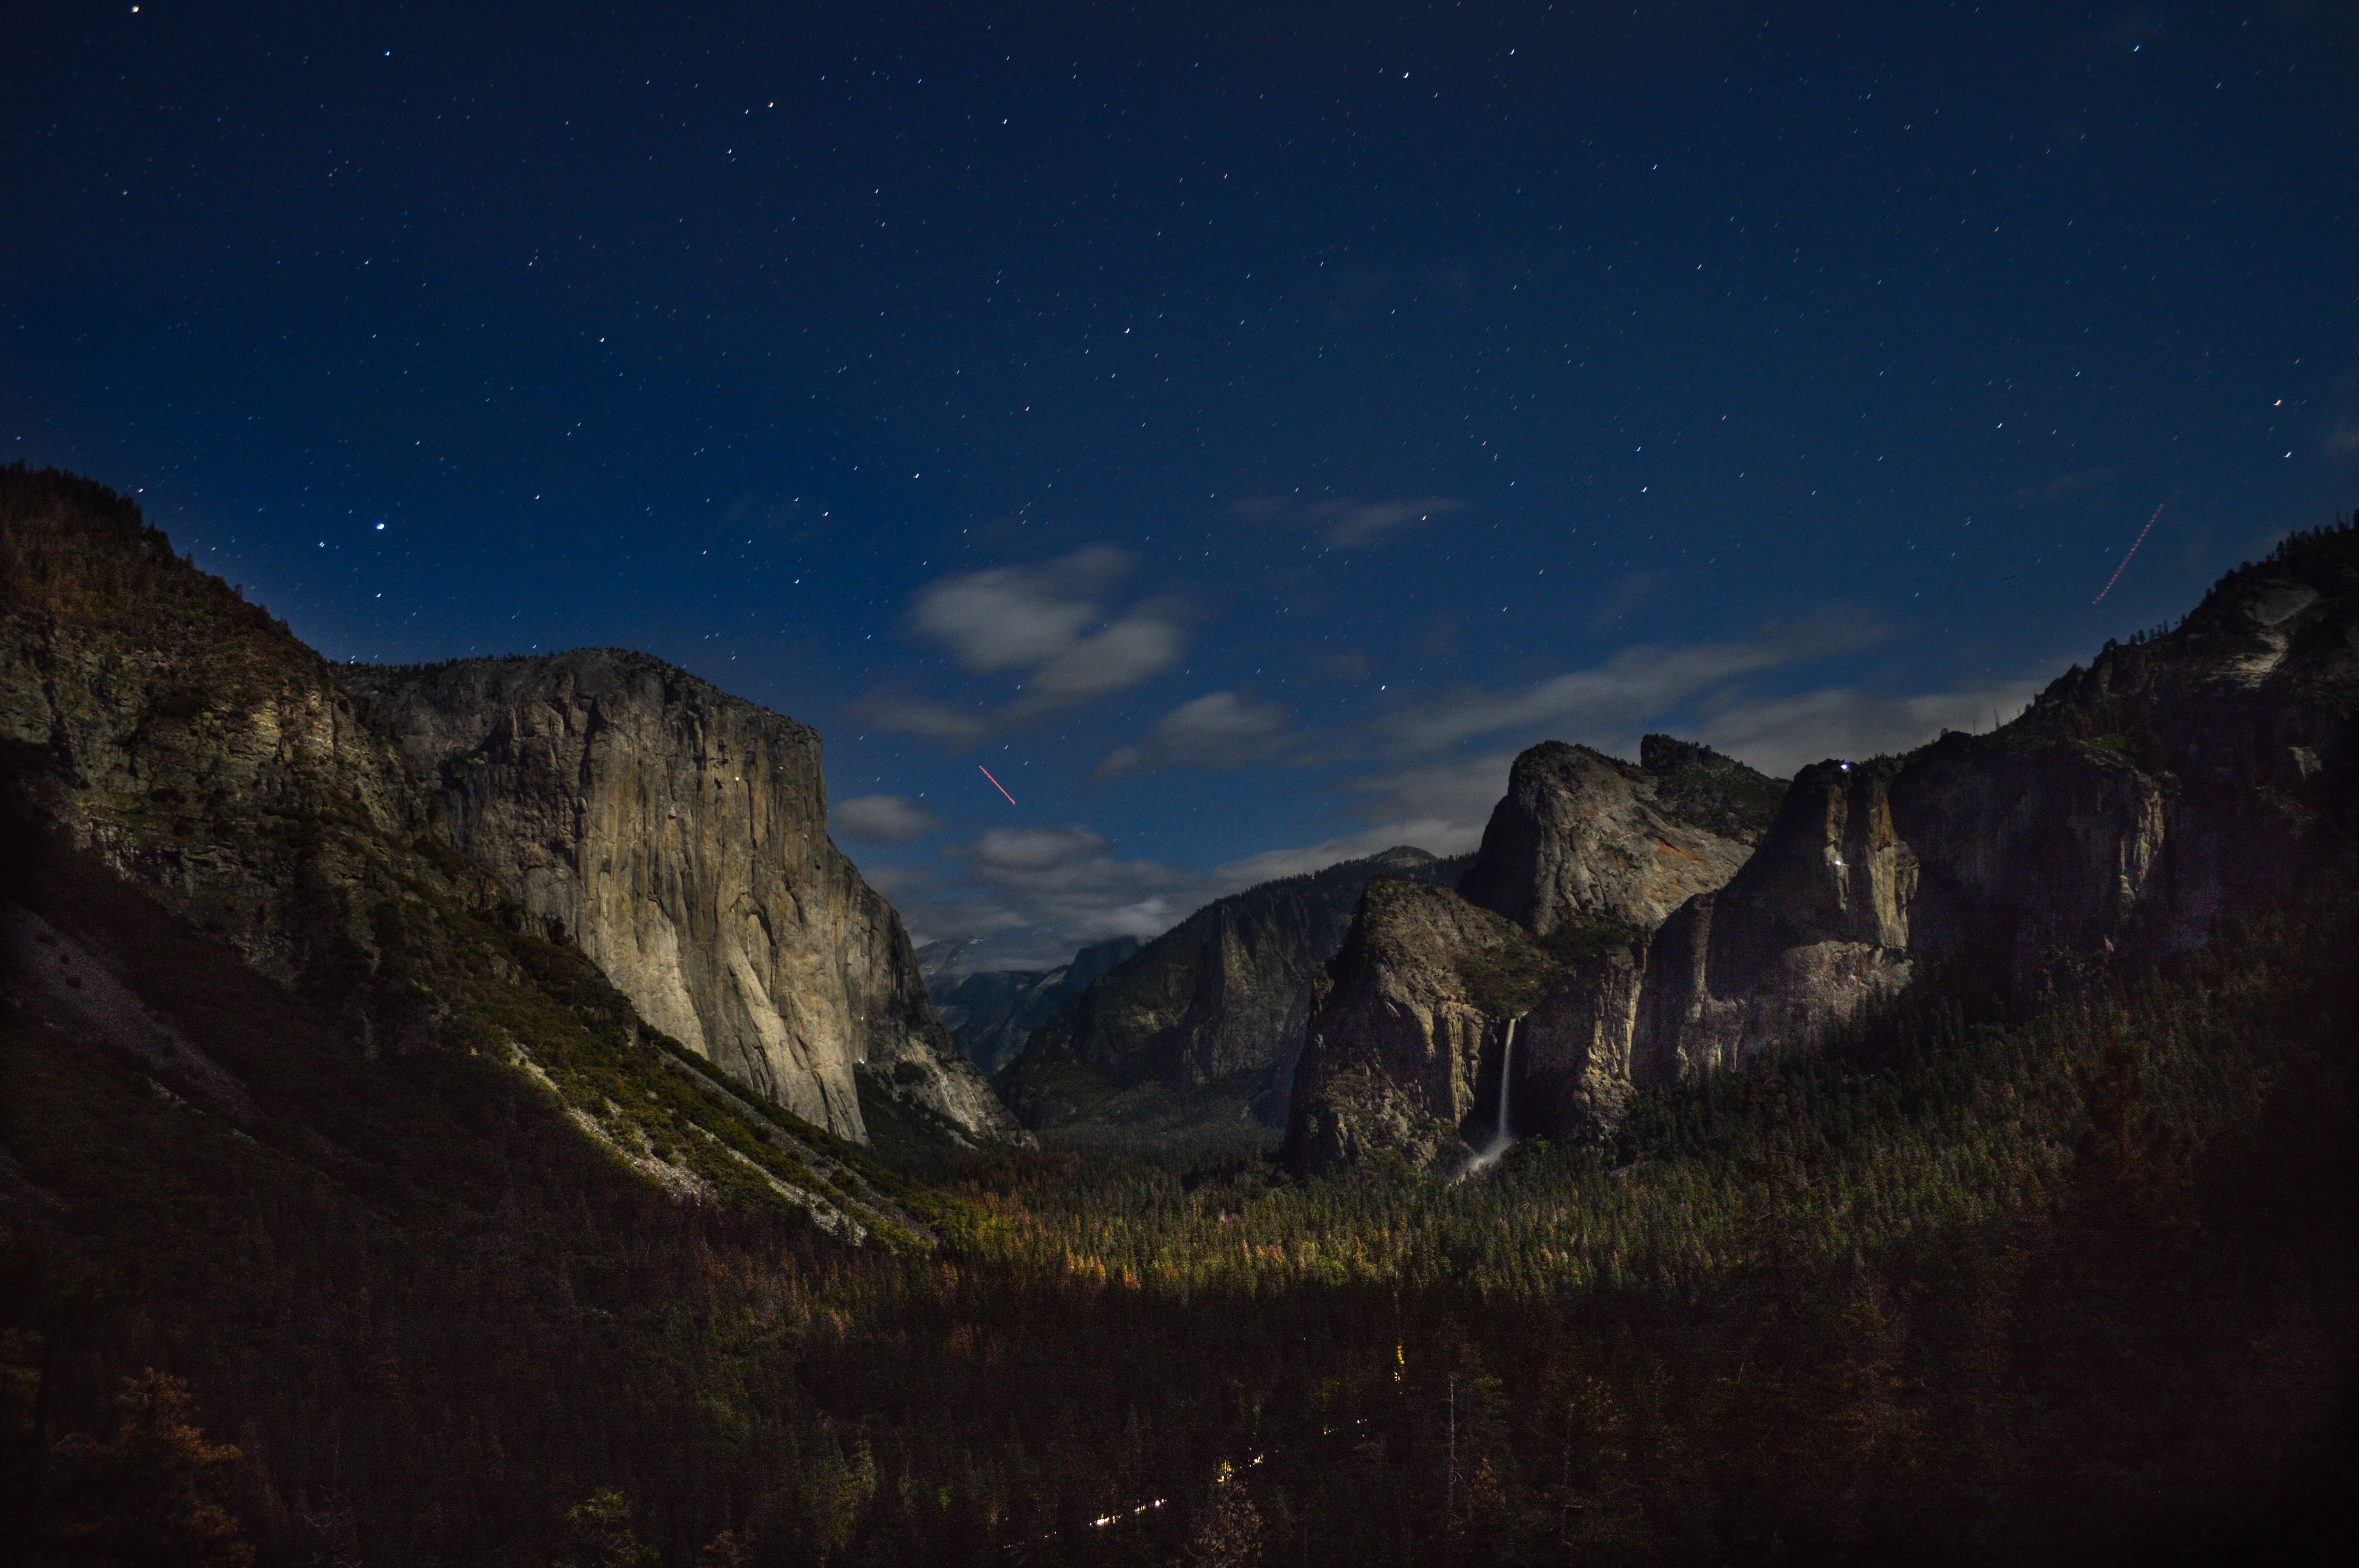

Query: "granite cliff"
<box><xmin>1285</xmin><ymin>739</ymin><xmax>1782</xmax><ymax>1174</ymax></box>
<box><xmin>1634</xmin><ymin>528</ymin><xmax>2359</xmax><ymax>1082</ymax></box>
<box><xmin>1000</xmin><ymin>847</ymin><xmax>1470</xmax><ymax>1136</ymax></box>
<box><xmin>0</xmin><ymin>466</ymin><xmax>1012</xmax><ymax>1160</ymax></box>
<box><xmin>927</xmin><ymin>936</ymin><xmax>1139</xmax><ymax>1078</ymax></box>
<box><xmin>1288</xmin><ymin>520</ymin><xmax>2359</xmax><ymax>1174</ymax></box>
<box><xmin>0</xmin><ymin>468</ymin><xmax>460</xmax><ymax>1046</ymax></box>
<box><xmin>1458</xmin><ymin>734</ymin><xmax>1787</xmax><ymax>937</ymax></box>
<box><xmin>344</xmin><ymin>653</ymin><xmax>1018</xmax><ymax>1145</ymax></box>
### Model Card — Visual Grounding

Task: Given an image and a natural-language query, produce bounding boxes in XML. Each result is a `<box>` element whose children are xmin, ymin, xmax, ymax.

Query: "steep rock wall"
<box><xmin>1634</xmin><ymin>538</ymin><xmax>2357</xmax><ymax>1085</ymax></box>
<box><xmin>345</xmin><ymin>651</ymin><xmax>1017</xmax><ymax>1144</ymax></box>
<box><xmin>0</xmin><ymin>470</ymin><xmax>468</xmax><ymax>1047</ymax></box>
<box><xmin>1001</xmin><ymin>846</ymin><xmax>1468</xmax><ymax>1133</ymax></box>
<box><xmin>1283</xmin><ymin>879</ymin><xmax>1559</xmax><ymax>1173</ymax></box>
<box><xmin>1457</xmin><ymin>735</ymin><xmax>1785</xmax><ymax>936</ymax></box>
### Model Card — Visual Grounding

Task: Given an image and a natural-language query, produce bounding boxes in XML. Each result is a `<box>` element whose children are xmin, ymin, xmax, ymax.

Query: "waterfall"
<box><xmin>1468</xmin><ymin>1016</ymin><xmax>1519</xmax><ymax>1172</ymax></box>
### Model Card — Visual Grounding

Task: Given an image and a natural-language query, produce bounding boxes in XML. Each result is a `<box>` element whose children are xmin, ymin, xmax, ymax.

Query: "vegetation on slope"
<box><xmin>5</xmin><ymin>470</ymin><xmax>2354</xmax><ymax>1564</ymax></box>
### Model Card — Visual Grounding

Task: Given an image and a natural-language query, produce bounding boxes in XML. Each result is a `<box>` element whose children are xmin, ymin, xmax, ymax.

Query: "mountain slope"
<box><xmin>1635</xmin><ymin>523</ymin><xmax>2359</xmax><ymax>1083</ymax></box>
<box><xmin>928</xmin><ymin>936</ymin><xmax>1139</xmax><ymax>1078</ymax></box>
<box><xmin>999</xmin><ymin>846</ymin><xmax>1470</xmax><ymax>1136</ymax></box>
<box><xmin>1458</xmin><ymin>734</ymin><xmax>1785</xmax><ymax>936</ymax></box>
<box><xmin>1287</xmin><ymin>517</ymin><xmax>2359</xmax><ymax>1174</ymax></box>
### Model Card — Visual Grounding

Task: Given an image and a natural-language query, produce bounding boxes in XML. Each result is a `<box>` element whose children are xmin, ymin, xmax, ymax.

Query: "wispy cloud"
<box><xmin>900</xmin><ymin>822</ymin><xmax>1204</xmax><ymax>968</ymax></box>
<box><xmin>2325</xmin><ymin>418</ymin><xmax>2359</xmax><ymax>462</ymax></box>
<box><xmin>1694</xmin><ymin>678</ymin><xmax>2051</xmax><ymax>776</ymax></box>
<box><xmin>865</xmin><ymin>547</ymin><xmax>1189</xmax><ymax>744</ymax></box>
<box><xmin>831</xmin><ymin>794</ymin><xmax>941</xmax><ymax>844</ymax></box>
<box><xmin>1379</xmin><ymin>619</ymin><xmax>1877</xmax><ymax>755</ymax></box>
<box><xmin>1231</xmin><ymin>494</ymin><xmax>1465</xmax><ymax>547</ymax></box>
<box><xmin>1096</xmin><ymin>690</ymin><xmax>1296</xmax><ymax>777</ymax></box>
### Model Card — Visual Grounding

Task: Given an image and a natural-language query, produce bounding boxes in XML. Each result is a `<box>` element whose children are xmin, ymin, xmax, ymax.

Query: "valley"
<box><xmin>4</xmin><ymin>466</ymin><xmax>2356</xmax><ymax>1564</ymax></box>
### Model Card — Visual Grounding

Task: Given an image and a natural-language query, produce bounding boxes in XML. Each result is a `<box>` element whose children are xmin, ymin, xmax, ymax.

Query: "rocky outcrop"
<box><xmin>1283</xmin><ymin>879</ymin><xmax>1560</xmax><ymax>1172</ymax></box>
<box><xmin>345</xmin><ymin>652</ymin><xmax>1018</xmax><ymax>1145</ymax></box>
<box><xmin>999</xmin><ymin>846</ymin><xmax>1469</xmax><ymax>1134</ymax></box>
<box><xmin>929</xmin><ymin>936</ymin><xmax>1138</xmax><ymax>1078</ymax></box>
<box><xmin>1632</xmin><ymin>532</ymin><xmax>2358</xmax><ymax>1087</ymax></box>
<box><xmin>1</xmin><ymin>469</ymin><xmax>1017</xmax><ymax>1149</ymax></box>
<box><xmin>1457</xmin><ymin>736</ymin><xmax>1785</xmax><ymax>937</ymax></box>
<box><xmin>1282</xmin><ymin>876</ymin><xmax>1651</xmax><ymax>1175</ymax></box>
<box><xmin>1292</xmin><ymin>524</ymin><xmax>2359</xmax><ymax>1172</ymax></box>
<box><xmin>1287</xmin><ymin>742</ymin><xmax>1788</xmax><ymax>1172</ymax></box>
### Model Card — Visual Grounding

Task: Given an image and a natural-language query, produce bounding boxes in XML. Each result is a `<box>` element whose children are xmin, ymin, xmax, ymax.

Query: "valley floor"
<box><xmin>6</xmin><ymin>842</ymin><xmax>2356</xmax><ymax>1565</ymax></box>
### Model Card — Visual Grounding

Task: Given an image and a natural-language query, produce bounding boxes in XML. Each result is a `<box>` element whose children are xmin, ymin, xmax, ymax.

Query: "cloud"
<box><xmin>2010</xmin><ymin>466</ymin><xmax>2117</xmax><ymax>506</ymax></box>
<box><xmin>856</xmin><ymin>695</ymin><xmax>994</xmax><ymax>746</ymax></box>
<box><xmin>2325</xmin><ymin>419</ymin><xmax>2359</xmax><ymax>462</ymax></box>
<box><xmin>1694</xmin><ymin>678</ymin><xmax>2052</xmax><ymax>777</ymax></box>
<box><xmin>961</xmin><ymin>824</ymin><xmax>1114</xmax><ymax>874</ymax></box>
<box><xmin>1380</xmin><ymin>622</ymin><xmax>1876</xmax><ymax>755</ymax></box>
<box><xmin>1231</xmin><ymin>495</ymin><xmax>1465</xmax><ymax>547</ymax></box>
<box><xmin>901</xmin><ymin>822</ymin><xmax>1205</xmax><ymax>969</ymax></box>
<box><xmin>866</xmin><ymin>548</ymin><xmax>1189</xmax><ymax>744</ymax></box>
<box><xmin>1096</xmin><ymin>690</ymin><xmax>1296</xmax><ymax>777</ymax></box>
<box><xmin>831</xmin><ymin>794</ymin><xmax>941</xmax><ymax>844</ymax></box>
<box><xmin>914</xmin><ymin>546</ymin><xmax>1185</xmax><ymax>696</ymax></box>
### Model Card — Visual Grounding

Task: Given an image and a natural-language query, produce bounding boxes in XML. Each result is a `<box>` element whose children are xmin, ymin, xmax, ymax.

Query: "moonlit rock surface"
<box><xmin>347</xmin><ymin>650</ymin><xmax>1018</xmax><ymax>1144</ymax></box>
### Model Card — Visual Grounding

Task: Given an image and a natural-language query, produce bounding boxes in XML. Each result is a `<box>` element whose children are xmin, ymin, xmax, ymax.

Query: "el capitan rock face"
<box><xmin>346</xmin><ymin>652</ymin><xmax>1017</xmax><ymax>1144</ymax></box>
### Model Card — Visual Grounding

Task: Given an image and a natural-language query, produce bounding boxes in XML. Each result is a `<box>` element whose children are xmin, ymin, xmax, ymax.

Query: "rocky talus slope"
<box><xmin>343</xmin><ymin>652</ymin><xmax>1018</xmax><ymax>1146</ymax></box>
<box><xmin>928</xmin><ymin>936</ymin><xmax>1139</xmax><ymax>1078</ymax></box>
<box><xmin>1285</xmin><ymin>740</ymin><xmax>1781</xmax><ymax>1174</ymax></box>
<box><xmin>1289</xmin><ymin>519</ymin><xmax>2359</xmax><ymax>1174</ymax></box>
<box><xmin>1000</xmin><ymin>847</ymin><xmax>1469</xmax><ymax>1136</ymax></box>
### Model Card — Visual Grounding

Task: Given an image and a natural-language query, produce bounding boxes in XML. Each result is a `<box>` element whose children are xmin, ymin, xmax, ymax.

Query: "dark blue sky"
<box><xmin>9</xmin><ymin>1</ymin><xmax>2357</xmax><ymax>966</ymax></box>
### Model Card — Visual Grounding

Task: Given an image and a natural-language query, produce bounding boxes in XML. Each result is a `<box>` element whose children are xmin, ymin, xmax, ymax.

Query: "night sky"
<box><xmin>9</xmin><ymin>2</ymin><xmax>2357</xmax><ymax>967</ymax></box>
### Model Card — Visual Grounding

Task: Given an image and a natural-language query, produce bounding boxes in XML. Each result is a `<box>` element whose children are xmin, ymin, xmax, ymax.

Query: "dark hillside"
<box><xmin>1000</xmin><ymin>847</ymin><xmax>1471</xmax><ymax>1138</ymax></box>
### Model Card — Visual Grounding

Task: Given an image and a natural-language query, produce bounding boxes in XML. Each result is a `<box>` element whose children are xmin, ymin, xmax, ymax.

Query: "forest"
<box><xmin>5</xmin><ymin>826</ymin><xmax>2352</xmax><ymax>1564</ymax></box>
<box><xmin>3</xmin><ymin>468</ymin><xmax>2354</xmax><ymax>1564</ymax></box>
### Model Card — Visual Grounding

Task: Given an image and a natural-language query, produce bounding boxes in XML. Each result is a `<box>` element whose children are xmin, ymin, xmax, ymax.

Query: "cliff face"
<box><xmin>929</xmin><ymin>936</ymin><xmax>1139</xmax><ymax>1078</ymax></box>
<box><xmin>1286</xmin><ymin>739</ymin><xmax>1787</xmax><ymax>1172</ymax></box>
<box><xmin>1633</xmin><ymin>538</ymin><xmax>2356</xmax><ymax>1087</ymax></box>
<box><xmin>0</xmin><ymin>469</ymin><xmax>468</xmax><ymax>1046</ymax></box>
<box><xmin>1282</xmin><ymin>877</ymin><xmax>1650</xmax><ymax>1175</ymax></box>
<box><xmin>999</xmin><ymin>846</ymin><xmax>1469</xmax><ymax>1135</ymax></box>
<box><xmin>1458</xmin><ymin>736</ymin><xmax>1786</xmax><ymax>936</ymax></box>
<box><xmin>345</xmin><ymin>652</ymin><xmax>1017</xmax><ymax>1145</ymax></box>
<box><xmin>1</xmin><ymin>469</ymin><xmax>1016</xmax><ymax>1152</ymax></box>
<box><xmin>1291</xmin><ymin>528</ymin><xmax>2359</xmax><ymax>1172</ymax></box>
<box><xmin>1283</xmin><ymin>879</ymin><xmax>1558</xmax><ymax>1172</ymax></box>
